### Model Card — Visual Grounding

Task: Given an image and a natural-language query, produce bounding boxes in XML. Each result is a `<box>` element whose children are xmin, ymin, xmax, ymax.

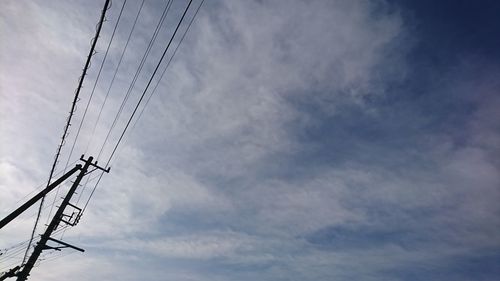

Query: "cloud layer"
<box><xmin>1</xmin><ymin>0</ymin><xmax>499</xmax><ymax>280</ymax></box>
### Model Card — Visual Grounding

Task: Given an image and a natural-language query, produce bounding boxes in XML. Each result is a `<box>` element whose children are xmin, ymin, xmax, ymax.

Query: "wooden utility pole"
<box><xmin>15</xmin><ymin>155</ymin><xmax>108</xmax><ymax>281</ymax></box>
<box><xmin>0</xmin><ymin>166</ymin><xmax>81</xmax><ymax>230</ymax></box>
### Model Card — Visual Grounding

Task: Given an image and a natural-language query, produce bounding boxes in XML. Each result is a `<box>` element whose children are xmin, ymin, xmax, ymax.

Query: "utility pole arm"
<box><xmin>0</xmin><ymin>266</ymin><xmax>20</xmax><ymax>280</ymax></box>
<box><xmin>80</xmin><ymin>154</ymin><xmax>110</xmax><ymax>173</ymax></box>
<box><xmin>0</xmin><ymin>165</ymin><xmax>82</xmax><ymax>230</ymax></box>
<box><xmin>47</xmin><ymin>237</ymin><xmax>85</xmax><ymax>252</ymax></box>
<box><xmin>16</xmin><ymin>156</ymin><xmax>107</xmax><ymax>281</ymax></box>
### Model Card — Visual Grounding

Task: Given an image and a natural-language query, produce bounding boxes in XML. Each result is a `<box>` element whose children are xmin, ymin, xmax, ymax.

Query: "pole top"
<box><xmin>80</xmin><ymin>155</ymin><xmax>110</xmax><ymax>173</ymax></box>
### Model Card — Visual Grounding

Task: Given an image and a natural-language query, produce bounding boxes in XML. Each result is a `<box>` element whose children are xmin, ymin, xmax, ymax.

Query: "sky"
<box><xmin>1</xmin><ymin>0</ymin><xmax>499</xmax><ymax>280</ymax></box>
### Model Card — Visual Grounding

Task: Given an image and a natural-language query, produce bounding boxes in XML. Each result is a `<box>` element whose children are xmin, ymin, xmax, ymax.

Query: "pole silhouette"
<box><xmin>16</xmin><ymin>156</ymin><xmax>108</xmax><ymax>281</ymax></box>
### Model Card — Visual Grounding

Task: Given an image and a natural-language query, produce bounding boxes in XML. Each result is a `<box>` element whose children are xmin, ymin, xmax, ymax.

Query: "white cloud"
<box><xmin>4</xmin><ymin>0</ymin><xmax>498</xmax><ymax>280</ymax></box>
<box><xmin>1</xmin><ymin>0</ymin><xmax>407</xmax><ymax>278</ymax></box>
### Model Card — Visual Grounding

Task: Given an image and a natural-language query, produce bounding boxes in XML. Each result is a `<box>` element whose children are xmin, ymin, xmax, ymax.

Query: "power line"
<box><xmin>69</xmin><ymin>0</ymin><xmax>146</xmax><ymax>216</ymax></box>
<box><xmin>0</xmin><ymin>225</ymin><xmax>72</xmax><ymax>274</ymax></box>
<box><xmin>96</xmin><ymin>0</ymin><xmax>174</xmax><ymax>161</ymax></box>
<box><xmin>79</xmin><ymin>0</ymin><xmax>175</xmax><ymax>216</ymax></box>
<box><xmin>38</xmin><ymin>250</ymin><xmax>77</xmax><ymax>266</ymax></box>
<box><xmin>107</xmin><ymin>0</ymin><xmax>195</xmax><ymax>166</ymax></box>
<box><xmin>0</xmin><ymin>225</ymin><xmax>70</xmax><ymax>266</ymax></box>
<box><xmin>0</xmin><ymin>159</ymin><xmax>78</xmax><ymax>215</ymax></box>
<box><xmin>22</xmin><ymin>0</ymin><xmax>111</xmax><ymax>265</ymax></box>
<box><xmin>76</xmin><ymin>0</ymin><xmax>173</xmax><ymax>220</ymax></box>
<box><xmin>84</xmin><ymin>0</ymin><xmax>146</xmax><ymax>155</ymax></box>
<box><xmin>1</xmin><ymin>247</ymin><xmax>29</xmax><ymax>261</ymax></box>
<box><xmin>2</xmin><ymin>168</ymin><xmax>101</xmax><ymax>232</ymax></box>
<box><xmin>132</xmin><ymin>0</ymin><xmax>205</xmax><ymax>135</ymax></box>
<box><xmin>1</xmin><ymin>241</ymin><xmax>30</xmax><ymax>255</ymax></box>
<box><xmin>3</xmin><ymin>2</ymin><xmax>204</xmax><ymax>276</ymax></box>
<box><xmin>48</xmin><ymin>0</ymin><xmax>129</xmax><ymax>223</ymax></box>
<box><xmin>81</xmin><ymin>0</ymin><xmax>197</xmax><ymax>215</ymax></box>
<box><xmin>64</xmin><ymin>0</ymin><xmax>126</xmax><ymax>173</ymax></box>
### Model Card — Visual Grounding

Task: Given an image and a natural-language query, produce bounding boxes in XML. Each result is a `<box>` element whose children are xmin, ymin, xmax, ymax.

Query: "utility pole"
<box><xmin>15</xmin><ymin>155</ymin><xmax>109</xmax><ymax>281</ymax></box>
<box><xmin>0</xmin><ymin>165</ymin><xmax>81</xmax><ymax>230</ymax></box>
<box><xmin>0</xmin><ymin>267</ymin><xmax>20</xmax><ymax>281</ymax></box>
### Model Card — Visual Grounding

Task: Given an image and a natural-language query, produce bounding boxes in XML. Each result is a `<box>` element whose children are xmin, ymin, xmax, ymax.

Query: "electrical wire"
<box><xmin>68</xmin><ymin>1</ymin><xmax>146</xmax><ymax>218</ymax></box>
<box><xmin>107</xmin><ymin>0</ymin><xmax>194</xmax><ymax>166</ymax></box>
<box><xmin>0</xmin><ymin>225</ymin><xmax>70</xmax><ymax>266</ymax></box>
<box><xmin>76</xmin><ymin>0</ymin><xmax>174</xmax><ymax>217</ymax></box>
<box><xmin>21</xmin><ymin>0</ymin><xmax>111</xmax><ymax>265</ymax></box>
<box><xmin>96</xmin><ymin>0</ymin><xmax>173</xmax><ymax>161</ymax></box>
<box><xmin>116</xmin><ymin>0</ymin><xmax>204</xmax><ymax>165</ymax></box>
<box><xmin>0</xmin><ymin>246</ymin><xmax>29</xmax><ymax>261</ymax></box>
<box><xmin>0</xmin><ymin>159</ymin><xmax>78</xmax><ymax>215</ymax></box>
<box><xmin>0</xmin><ymin>260</ymin><xmax>23</xmax><ymax>273</ymax></box>
<box><xmin>70</xmin><ymin>0</ymin><xmax>169</xmax><ymax>224</ymax></box>
<box><xmin>1</xmin><ymin>241</ymin><xmax>30</xmax><ymax>255</ymax></box>
<box><xmin>39</xmin><ymin>250</ymin><xmax>77</xmax><ymax>265</ymax></box>
<box><xmin>131</xmin><ymin>0</ymin><xmax>205</xmax><ymax>134</ymax></box>
<box><xmin>84</xmin><ymin>0</ymin><xmax>146</xmax><ymax>155</ymax></box>
<box><xmin>81</xmin><ymin>0</ymin><xmax>197</xmax><ymax>215</ymax></box>
<box><xmin>4</xmin><ymin>1</ymin><xmax>204</xmax><ymax>273</ymax></box>
<box><xmin>46</xmin><ymin>0</ymin><xmax>129</xmax><ymax>224</ymax></box>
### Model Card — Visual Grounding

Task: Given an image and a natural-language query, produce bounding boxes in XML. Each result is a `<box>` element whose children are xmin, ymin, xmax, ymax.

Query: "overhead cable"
<box><xmin>84</xmin><ymin>0</ymin><xmax>146</xmax><ymax>154</ymax></box>
<box><xmin>96</xmin><ymin>0</ymin><xmax>174</xmax><ymax>161</ymax></box>
<box><xmin>45</xmin><ymin>0</ymin><xmax>128</xmax><ymax>228</ymax></box>
<box><xmin>132</xmin><ymin>0</ymin><xmax>205</xmax><ymax>134</ymax></box>
<box><xmin>21</xmin><ymin>0</ymin><xmax>111</xmax><ymax>265</ymax></box>
<box><xmin>82</xmin><ymin>0</ymin><xmax>196</xmax><ymax>215</ymax></box>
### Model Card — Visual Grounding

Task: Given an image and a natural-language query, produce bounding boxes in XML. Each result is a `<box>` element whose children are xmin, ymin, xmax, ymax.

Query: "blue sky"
<box><xmin>1</xmin><ymin>0</ymin><xmax>499</xmax><ymax>280</ymax></box>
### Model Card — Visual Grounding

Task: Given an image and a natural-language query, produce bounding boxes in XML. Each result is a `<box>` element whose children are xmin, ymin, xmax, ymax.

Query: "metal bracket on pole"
<box><xmin>46</xmin><ymin>237</ymin><xmax>85</xmax><ymax>253</ymax></box>
<box><xmin>0</xmin><ymin>165</ymin><xmax>82</xmax><ymax>230</ymax></box>
<box><xmin>80</xmin><ymin>154</ymin><xmax>110</xmax><ymax>173</ymax></box>
<box><xmin>0</xmin><ymin>266</ymin><xmax>20</xmax><ymax>281</ymax></box>
<box><xmin>16</xmin><ymin>155</ymin><xmax>98</xmax><ymax>281</ymax></box>
<box><xmin>60</xmin><ymin>202</ymin><xmax>82</xmax><ymax>226</ymax></box>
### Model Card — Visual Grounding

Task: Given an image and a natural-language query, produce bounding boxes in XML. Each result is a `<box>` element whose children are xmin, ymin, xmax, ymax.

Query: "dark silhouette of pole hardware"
<box><xmin>45</xmin><ymin>237</ymin><xmax>85</xmax><ymax>253</ymax></box>
<box><xmin>2</xmin><ymin>0</ymin><xmax>113</xmax><ymax>278</ymax></box>
<box><xmin>0</xmin><ymin>165</ymin><xmax>81</xmax><ymax>230</ymax></box>
<box><xmin>14</xmin><ymin>155</ymin><xmax>109</xmax><ymax>281</ymax></box>
<box><xmin>60</xmin><ymin>202</ymin><xmax>83</xmax><ymax>226</ymax></box>
<box><xmin>0</xmin><ymin>267</ymin><xmax>20</xmax><ymax>281</ymax></box>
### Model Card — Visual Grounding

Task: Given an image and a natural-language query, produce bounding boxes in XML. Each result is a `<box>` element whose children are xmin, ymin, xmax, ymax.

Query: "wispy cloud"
<box><xmin>1</xmin><ymin>0</ymin><xmax>499</xmax><ymax>280</ymax></box>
